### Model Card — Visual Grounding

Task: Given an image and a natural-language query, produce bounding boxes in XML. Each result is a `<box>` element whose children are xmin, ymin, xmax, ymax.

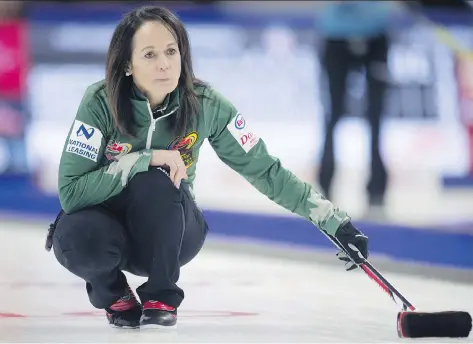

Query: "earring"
<box><xmin>125</xmin><ymin>71</ymin><xmax>131</xmax><ymax>76</ymax></box>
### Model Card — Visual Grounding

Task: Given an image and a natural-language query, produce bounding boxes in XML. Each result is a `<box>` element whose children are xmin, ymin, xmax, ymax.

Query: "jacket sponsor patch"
<box><xmin>167</xmin><ymin>131</ymin><xmax>198</xmax><ymax>168</ymax></box>
<box><xmin>226</xmin><ymin>113</ymin><xmax>259</xmax><ymax>153</ymax></box>
<box><xmin>65</xmin><ymin>120</ymin><xmax>103</xmax><ymax>162</ymax></box>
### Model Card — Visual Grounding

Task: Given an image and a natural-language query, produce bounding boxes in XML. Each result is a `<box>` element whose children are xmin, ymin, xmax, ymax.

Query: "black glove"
<box><xmin>334</xmin><ymin>221</ymin><xmax>369</xmax><ymax>271</ymax></box>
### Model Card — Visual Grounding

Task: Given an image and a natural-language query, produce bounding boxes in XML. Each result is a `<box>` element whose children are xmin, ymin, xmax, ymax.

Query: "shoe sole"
<box><xmin>109</xmin><ymin>324</ymin><xmax>140</xmax><ymax>330</ymax></box>
<box><xmin>140</xmin><ymin>323</ymin><xmax>177</xmax><ymax>330</ymax></box>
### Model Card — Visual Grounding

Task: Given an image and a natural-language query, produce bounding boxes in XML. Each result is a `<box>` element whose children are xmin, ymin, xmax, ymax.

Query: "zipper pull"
<box><xmin>152</xmin><ymin>118</ymin><xmax>157</xmax><ymax>132</ymax></box>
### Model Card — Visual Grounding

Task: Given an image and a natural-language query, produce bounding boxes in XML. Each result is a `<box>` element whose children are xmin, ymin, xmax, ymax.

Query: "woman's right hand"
<box><xmin>150</xmin><ymin>149</ymin><xmax>188</xmax><ymax>188</ymax></box>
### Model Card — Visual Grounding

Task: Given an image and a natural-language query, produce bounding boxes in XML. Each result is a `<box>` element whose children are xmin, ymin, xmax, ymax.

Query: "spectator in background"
<box><xmin>316</xmin><ymin>1</ymin><xmax>403</xmax><ymax>219</ymax></box>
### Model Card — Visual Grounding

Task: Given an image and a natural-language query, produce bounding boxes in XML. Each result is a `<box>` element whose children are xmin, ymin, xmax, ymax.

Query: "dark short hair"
<box><xmin>105</xmin><ymin>6</ymin><xmax>206</xmax><ymax>137</ymax></box>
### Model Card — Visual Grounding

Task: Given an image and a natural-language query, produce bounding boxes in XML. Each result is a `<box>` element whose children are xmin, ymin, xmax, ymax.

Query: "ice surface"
<box><xmin>0</xmin><ymin>221</ymin><xmax>471</xmax><ymax>343</ymax></box>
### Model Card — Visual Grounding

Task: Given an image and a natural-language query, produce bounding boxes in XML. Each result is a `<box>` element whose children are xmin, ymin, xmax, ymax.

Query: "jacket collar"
<box><xmin>130</xmin><ymin>83</ymin><xmax>180</xmax><ymax>124</ymax></box>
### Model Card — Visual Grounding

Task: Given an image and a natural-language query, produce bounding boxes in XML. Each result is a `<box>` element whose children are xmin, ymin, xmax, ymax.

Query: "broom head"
<box><xmin>397</xmin><ymin>311</ymin><xmax>472</xmax><ymax>338</ymax></box>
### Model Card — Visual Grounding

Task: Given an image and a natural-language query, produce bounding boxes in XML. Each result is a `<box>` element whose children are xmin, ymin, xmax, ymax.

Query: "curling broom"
<box><xmin>320</xmin><ymin>230</ymin><xmax>472</xmax><ymax>338</ymax></box>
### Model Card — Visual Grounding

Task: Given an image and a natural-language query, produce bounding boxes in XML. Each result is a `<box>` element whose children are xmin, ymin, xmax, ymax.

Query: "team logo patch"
<box><xmin>65</xmin><ymin>120</ymin><xmax>103</xmax><ymax>162</ymax></box>
<box><xmin>167</xmin><ymin>131</ymin><xmax>198</xmax><ymax>168</ymax></box>
<box><xmin>105</xmin><ymin>140</ymin><xmax>132</xmax><ymax>161</ymax></box>
<box><xmin>227</xmin><ymin>113</ymin><xmax>259</xmax><ymax>153</ymax></box>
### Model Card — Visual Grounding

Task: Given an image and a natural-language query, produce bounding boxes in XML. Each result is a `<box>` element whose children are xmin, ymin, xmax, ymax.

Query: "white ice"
<box><xmin>0</xmin><ymin>220</ymin><xmax>472</xmax><ymax>343</ymax></box>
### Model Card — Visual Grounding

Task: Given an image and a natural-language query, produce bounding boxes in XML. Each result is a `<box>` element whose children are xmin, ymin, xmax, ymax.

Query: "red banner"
<box><xmin>0</xmin><ymin>21</ymin><xmax>28</xmax><ymax>100</ymax></box>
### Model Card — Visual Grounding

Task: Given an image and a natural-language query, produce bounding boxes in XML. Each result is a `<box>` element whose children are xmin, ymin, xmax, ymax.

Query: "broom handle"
<box><xmin>359</xmin><ymin>259</ymin><xmax>416</xmax><ymax>311</ymax></box>
<box><xmin>320</xmin><ymin>230</ymin><xmax>416</xmax><ymax>311</ymax></box>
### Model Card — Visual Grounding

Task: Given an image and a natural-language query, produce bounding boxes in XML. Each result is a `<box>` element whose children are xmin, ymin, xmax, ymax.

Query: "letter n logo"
<box><xmin>76</xmin><ymin>124</ymin><xmax>95</xmax><ymax>140</ymax></box>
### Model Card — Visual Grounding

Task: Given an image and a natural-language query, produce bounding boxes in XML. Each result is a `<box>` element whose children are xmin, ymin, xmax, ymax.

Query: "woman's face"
<box><xmin>128</xmin><ymin>20</ymin><xmax>181</xmax><ymax>103</ymax></box>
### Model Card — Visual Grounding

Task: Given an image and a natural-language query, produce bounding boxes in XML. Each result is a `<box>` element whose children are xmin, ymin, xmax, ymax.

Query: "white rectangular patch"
<box><xmin>226</xmin><ymin>113</ymin><xmax>259</xmax><ymax>153</ymax></box>
<box><xmin>65</xmin><ymin>120</ymin><xmax>103</xmax><ymax>162</ymax></box>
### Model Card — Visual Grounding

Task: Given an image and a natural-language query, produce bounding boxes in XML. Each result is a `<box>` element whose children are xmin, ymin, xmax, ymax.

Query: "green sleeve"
<box><xmin>205</xmin><ymin>89</ymin><xmax>350</xmax><ymax>236</ymax></box>
<box><xmin>58</xmin><ymin>100</ymin><xmax>152</xmax><ymax>214</ymax></box>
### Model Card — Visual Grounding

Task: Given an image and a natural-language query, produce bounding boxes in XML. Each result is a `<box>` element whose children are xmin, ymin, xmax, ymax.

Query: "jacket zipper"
<box><xmin>145</xmin><ymin>101</ymin><xmax>178</xmax><ymax>150</ymax></box>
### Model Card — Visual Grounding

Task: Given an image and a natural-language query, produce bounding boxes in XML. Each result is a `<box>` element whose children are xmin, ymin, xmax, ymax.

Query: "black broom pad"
<box><xmin>397</xmin><ymin>311</ymin><xmax>472</xmax><ymax>338</ymax></box>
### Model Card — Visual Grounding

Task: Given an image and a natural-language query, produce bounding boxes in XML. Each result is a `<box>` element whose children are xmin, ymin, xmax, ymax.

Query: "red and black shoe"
<box><xmin>140</xmin><ymin>300</ymin><xmax>177</xmax><ymax>329</ymax></box>
<box><xmin>105</xmin><ymin>287</ymin><xmax>142</xmax><ymax>329</ymax></box>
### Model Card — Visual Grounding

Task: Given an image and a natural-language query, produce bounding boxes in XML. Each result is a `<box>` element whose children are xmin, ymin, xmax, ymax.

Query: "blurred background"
<box><xmin>0</xmin><ymin>0</ymin><xmax>472</xmax><ymax>275</ymax></box>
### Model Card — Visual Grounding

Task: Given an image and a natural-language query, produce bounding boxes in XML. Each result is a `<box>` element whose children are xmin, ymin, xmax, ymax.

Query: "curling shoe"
<box><xmin>140</xmin><ymin>300</ymin><xmax>177</xmax><ymax>329</ymax></box>
<box><xmin>105</xmin><ymin>287</ymin><xmax>142</xmax><ymax>329</ymax></box>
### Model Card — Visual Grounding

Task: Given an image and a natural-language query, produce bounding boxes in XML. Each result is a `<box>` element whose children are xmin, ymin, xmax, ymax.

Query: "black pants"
<box><xmin>51</xmin><ymin>168</ymin><xmax>208</xmax><ymax>309</ymax></box>
<box><xmin>319</xmin><ymin>34</ymin><xmax>389</xmax><ymax>204</ymax></box>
